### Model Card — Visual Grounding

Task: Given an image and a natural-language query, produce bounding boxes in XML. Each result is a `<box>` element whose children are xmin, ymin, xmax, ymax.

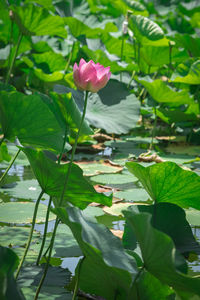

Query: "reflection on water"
<box><xmin>98</xmin><ymin>146</ymin><xmax>112</xmax><ymax>157</ymax></box>
<box><xmin>61</xmin><ymin>256</ymin><xmax>83</xmax><ymax>275</ymax></box>
<box><xmin>189</xmin><ymin>227</ymin><xmax>200</xmax><ymax>273</ymax></box>
<box><xmin>34</xmin><ymin>220</ymin><xmax>56</xmax><ymax>234</ymax></box>
<box><xmin>112</xmin><ymin>220</ymin><xmax>125</xmax><ymax>231</ymax></box>
<box><xmin>6</xmin><ymin>165</ymin><xmax>24</xmax><ymax>179</ymax></box>
<box><xmin>0</xmin><ymin>165</ymin><xmax>34</xmax><ymax>184</ymax></box>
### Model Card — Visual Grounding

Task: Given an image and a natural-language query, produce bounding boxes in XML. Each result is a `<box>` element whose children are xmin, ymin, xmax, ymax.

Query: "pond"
<box><xmin>1</xmin><ymin>141</ymin><xmax>200</xmax><ymax>286</ymax></box>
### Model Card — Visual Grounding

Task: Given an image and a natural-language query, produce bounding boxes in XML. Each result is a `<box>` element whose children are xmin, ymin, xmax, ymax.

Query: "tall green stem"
<box><xmin>127</xmin><ymin>265</ymin><xmax>145</xmax><ymax>300</ymax></box>
<box><xmin>133</xmin><ymin>38</ymin><xmax>136</xmax><ymax>62</ymax></box>
<box><xmin>168</xmin><ymin>41</ymin><xmax>173</xmax><ymax>78</ymax></box>
<box><xmin>0</xmin><ymin>137</ymin><xmax>5</xmax><ymax>147</ymax></box>
<box><xmin>120</xmin><ymin>35</ymin><xmax>125</xmax><ymax>82</ymax></box>
<box><xmin>15</xmin><ymin>190</ymin><xmax>44</xmax><ymax>279</ymax></box>
<box><xmin>137</xmin><ymin>42</ymin><xmax>141</xmax><ymax>71</ymax></box>
<box><xmin>72</xmin><ymin>257</ymin><xmax>85</xmax><ymax>300</ymax></box>
<box><xmin>64</xmin><ymin>43</ymin><xmax>75</xmax><ymax>74</ymax></box>
<box><xmin>34</xmin><ymin>91</ymin><xmax>89</xmax><ymax>299</ymax></box>
<box><xmin>36</xmin><ymin>127</ymin><xmax>68</xmax><ymax>265</ymax></box>
<box><xmin>59</xmin><ymin>91</ymin><xmax>89</xmax><ymax>207</ymax></box>
<box><xmin>5</xmin><ymin>32</ymin><xmax>23</xmax><ymax>85</ymax></box>
<box><xmin>6</xmin><ymin>16</ymin><xmax>14</xmax><ymax>81</ymax></box>
<box><xmin>36</xmin><ymin>196</ymin><xmax>52</xmax><ymax>265</ymax></box>
<box><xmin>149</xmin><ymin>107</ymin><xmax>158</xmax><ymax>150</ymax></box>
<box><xmin>0</xmin><ymin>149</ymin><xmax>21</xmax><ymax>185</ymax></box>
<box><xmin>34</xmin><ymin>218</ymin><xmax>59</xmax><ymax>300</ymax></box>
<box><xmin>127</xmin><ymin>70</ymin><xmax>136</xmax><ymax>89</ymax></box>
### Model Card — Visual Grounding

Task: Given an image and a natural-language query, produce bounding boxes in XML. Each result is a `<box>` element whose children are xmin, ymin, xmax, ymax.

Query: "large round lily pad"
<box><xmin>0</xmin><ymin>226</ymin><xmax>40</xmax><ymax>247</ymax></box>
<box><xmin>0</xmin><ymin>202</ymin><xmax>56</xmax><ymax>224</ymax></box>
<box><xmin>0</xmin><ymin>179</ymin><xmax>49</xmax><ymax>201</ymax></box>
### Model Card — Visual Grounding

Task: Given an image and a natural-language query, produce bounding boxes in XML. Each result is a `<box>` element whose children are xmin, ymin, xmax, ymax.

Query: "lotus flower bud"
<box><xmin>73</xmin><ymin>59</ymin><xmax>111</xmax><ymax>93</ymax></box>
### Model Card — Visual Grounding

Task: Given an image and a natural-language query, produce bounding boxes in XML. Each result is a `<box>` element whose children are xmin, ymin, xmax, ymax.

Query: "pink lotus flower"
<box><xmin>73</xmin><ymin>59</ymin><xmax>111</xmax><ymax>93</ymax></box>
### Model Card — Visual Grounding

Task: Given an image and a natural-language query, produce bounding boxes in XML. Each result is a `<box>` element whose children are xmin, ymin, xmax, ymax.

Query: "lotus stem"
<box><xmin>72</xmin><ymin>257</ymin><xmax>85</xmax><ymax>300</ymax></box>
<box><xmin>59</xmin><ymin>90</ymin><xmax>89</xmax><ymax>207</ymax></box>
<box><xmin>127</xmin><ymin>70</ymin><xmax>136</xmax><ymax>89</ymax></box>
<box><xmin>5</xmin><ymin>31</ymin><xmax>23</xmax><ymax>85</ymax></box>
<box><xmin>36</xmin><ymin>126</ymin><xmax>68</xmax><ymax>265</ymax></box>
<box><xmin>15</xmin><ymin>190</ymin><xmax>44</xmax><ymax>279</ymax></box>
<box><xmin>0</xmin><ymin>137</ymin><xmax>5</xmax><ymax>147</ymax></box>
<box><xmin>34</xmin><ymin>217</ymin><xmax>59</xmax><ymax>300</ymax></box>
<box><xmin>64</xmin><ymin>42</ymin><xmax>75</xmax><ymax>74</ymax></box>
<box><xmin>127</xmin><ymin>265</ymin><xmax>145</xmax><ymax>300</ymax></box>
<box><xmin>149</xmin><ymin>107</ymin><xmax>158</xmax><ymax>150</ymax></box>
<box><xmin>34</xmin><ymin>91</ymin><xmax>89</xmax><ymax>299</ymax></box>
<box><xmin>36</xmin><ymin>196</ymin><xmax>52</xmax><ymax>265</ymax></box>
<box><xmin>120</xmin><ymin>34</ymin><xmax>125</xmax><ymax>82</ymax></box>
<box><xmin>0</xmin><ymin>148</ymin><xmax>21</xmax><ymax>186</ymax></box>
<box><xmin>137</xmin><ymin>42</ymin><xmax>141</xmax><ymax>70</ymax></box>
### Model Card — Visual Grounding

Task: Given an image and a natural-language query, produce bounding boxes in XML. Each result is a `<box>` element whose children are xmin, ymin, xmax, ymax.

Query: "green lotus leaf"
<box><xmin>12</xmin><ymin>4</ymin><xmax>67</xmax><ymax>37</ymax></box>
<box><xmin>129</xmin><ymin>15</ymin><xmax>164</xmax><ymax>43</ymax></box>
<box><xmin>126</xmin><ymin>161</ymin><xmax>200</xmax><ymax>209</ymax></box>
<box><xmin>0</xmin><ymin>91</ymin><xmax>65</xmax><ymax>153</ymax></box>
<box><xmin>22</xmin><ymin>147</ymin><xmax>112</xmax><ymax>209</ymax></box>
<box><xmin>53</xmin><ymin>206</ymin><xmax>138</xmax><ymax>300</ymax></box>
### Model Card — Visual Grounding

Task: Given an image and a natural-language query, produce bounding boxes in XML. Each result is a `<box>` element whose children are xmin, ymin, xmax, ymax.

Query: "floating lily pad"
<box><xmin>18</xmin><ymin>266</ymin><xmax>72</xmax><ymax>300</ymax></box>
<box><xmin>0</xmin><ymin>179</ymin><xmax>49</xmax><ymax>201</ymax></box>
<box><xmin>0</xmin><ymin>226</ymin><xmax>40</xmax><ymax>247</ymax></box>
<box><xmin>82</xmin><ymin>206</ymin><xmax>105</xmax><ymax>221</ymax></box>
<box><xmin>104</xmin><ymin>203</ymin><xmax>136</xmax><ymax>216</ymax></box>
<box><xmin>14</xmin><ymin>248</ymin><xmax>39</xmax><ymax>266</ymax></box>
<box><xmin>105</xmin><ymin>140</ymin><xmax>148</xmax><ymax>156</ymax></box>
<box><xmin>77</xmin><ymin>162</ymin><xmax>122</xmax><ymax>176</ymax></box>
<box><xmin>90</xmin><ymin>172</ymin><xmax>137</xmax><ymax>187</ymax></box>
<box><xmin>165</xmin><ymin>144</ymin><xmax>200</xmax><ymax>156</ymax></box>
<box><xmin>114</xmin><ymin>188</ymin><xmax>149</xmax><ymax>202</ymax></box>
<box><xmin>185</xmin><ymin>209</ymin><xmax>200</xmax><ymax>226</ymax></box>
<box><xmin>52</xmin><ymin>223</ymin><xmax>82</xmax><ymax>258</ymax></box>
<box><xmin>0</xmin><ymin>202</ymin><xmax>56</xmax><ymax>224</ymax></box>
<box><xmin>159</xmin><ymin>153</ymin><xmax>196</xmax><ymax>165</ymax></box>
